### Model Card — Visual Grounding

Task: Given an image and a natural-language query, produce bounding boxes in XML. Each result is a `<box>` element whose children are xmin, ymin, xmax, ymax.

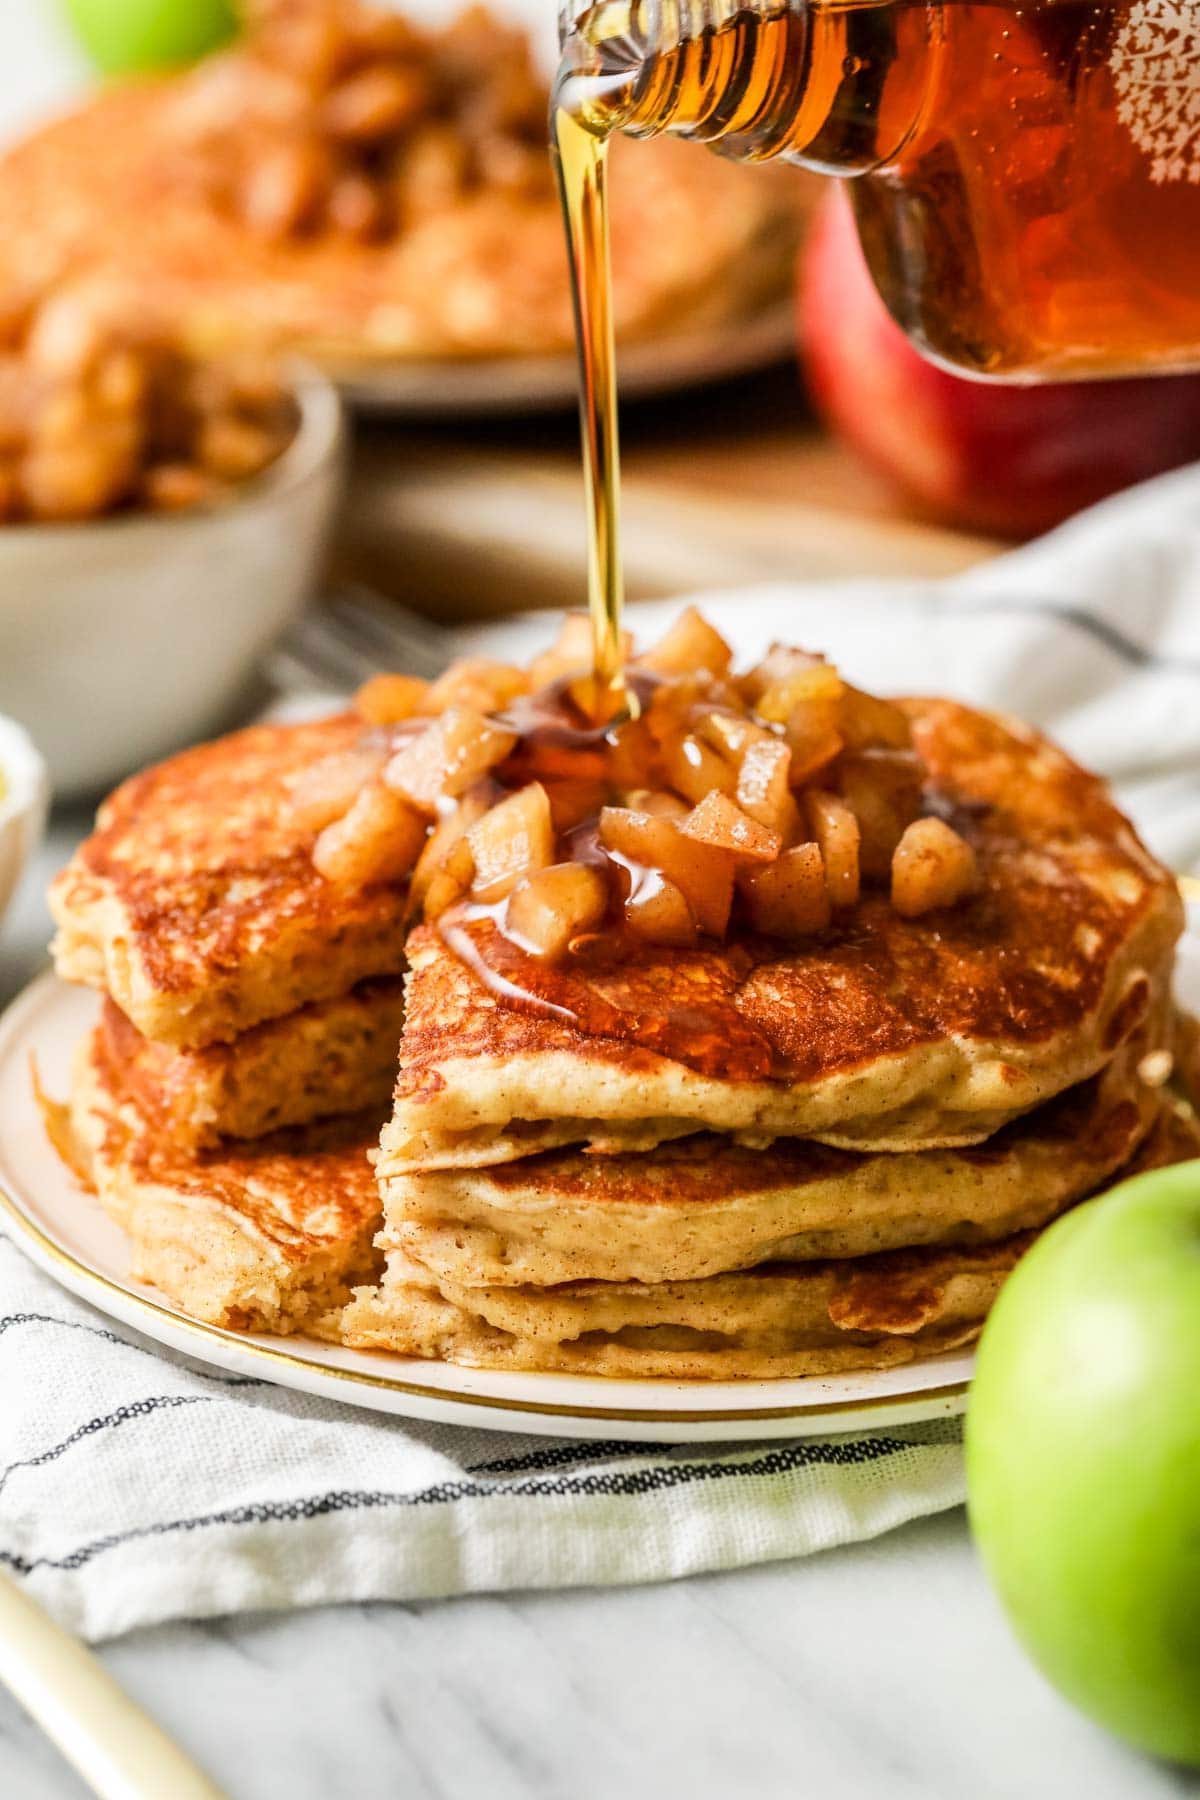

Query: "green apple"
<box><xmin>62</xmin><ymin>0</ymin><xmax>237</xmax><ymax>75</ymax></box>
<box><xmin>966</xmin><ymin>1158</ymin><xmax>1200</xmax><ymax>1767</ymax></box>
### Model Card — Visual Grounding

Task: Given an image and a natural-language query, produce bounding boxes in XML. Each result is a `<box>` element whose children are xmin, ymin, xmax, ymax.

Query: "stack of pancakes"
<box><xmin>51</xmin><ymin>714</ymin><xmax>404</xmax><ymax>1334</ymax></box>
<box><xmin>338</xmin><ymin>699</ymin><xmax>1195</xmax><ymax>1378</ymax></box>
<box><xmin>49</xmin><ymin>685</ymin><xmax>1198</xmax><ymax>1379</ymax></box>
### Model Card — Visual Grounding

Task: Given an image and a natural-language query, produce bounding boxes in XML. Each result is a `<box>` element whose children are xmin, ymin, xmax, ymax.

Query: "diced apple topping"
<box><xmin>468</xmin><ymin>783</ymin><xmax>554</xmax><ymax>903</ymax></box>
<box><xmin>838</xmin><ymin>749</ymin><xmax>922</xmax><ymax>882</ymax></box>
<box><xmin>891</xmin><ymin>818</ymin><xmax>978</xmax><ymax>917</ymax></box>
<box><xmin>353</xmin><ymin>673</ymin><xmax>430</xmax><ymax>725</ymax></box>
<box><xmin>754</xmin><ymin>662</ymin><xmax>844</xmax><ymax>725</ymax></box>
<box><xmin>422</xmin><ymin>836</ymin><xmax>476</xmax><ymax>921</ymax></box>
<box><xmin>507</xmin><ymin>863</ymin><xmax>608</xmax><ymax>959</ymax></box>
<box><xmin>305</xmin><ymin>609</ymin><xmax>977</xmax><ymax>955</ymax></box>
<box><xmin>807</xmin><ymin>791</ymin><xmax>861</xmax><ymax>909</ymax></box>
<box><xmin>660</xmin><ymin>731</ymin><xmax>737</xmax><ymax>806</ymax></box>
<box><xmin>426</xmin><ymin>658</ymin><xmax>529</xmax><ymax>715</ymax></box>
<box><xmin>625</xmin><ymin>872</ymin><xmax>698</xmax><ymax>949</ymax></box>
<box><xmin>527</xmin><ymin>612</ymin><xmax>632</xmax><ymax>689</ymax></box>
<box><xmin>740</xmin><ymin>844</ymin><xmax>831</xmax><ymax>937</ymax></box>
<box><xmin>408</xmin><ymin>785</ymin><xmax>493</xmax><ymax>916</ymax></box>
<box><xmin>599</xmin><ymin>805</ymin><xmax>736</xmax><ymax>939</ymax></box>
<box><xmin>285</xmin><ymin>743</ymin><xmax>388</xmax><ymax>832</ymax></box>
<box><xmin>731</xmin><ymin>732</ymin><xmax>797</xmax><ymax>837</ymax></box>
<box><xmin>838</xmin><ymin>685</ymin><xmax>913</xmax><ymax>751</ymax></box>
<box><xmin>682</xmin><ymin>791</ymin><xmax>781</xmax><ymax>864</ymax></box>
<box><xmin>383</xmin><ymin>705</ymin><xmax>516</xmax><ymax>812</ymax></box>
<box><xmin>739</xmin><ymin>644</ymin><xmax>827</xmax><ymax>704</ymax></box>
<box><xmin>623</xmin><ymin>788</ymin><xmax>690</xmax><ymax>820</ymax></box>
<box><xmin>637</xmin><ymin>606</ymin><xmax>733</xmax><ymax>678</ymax></box>
<box><xmin>312</xmin><ymin>783</ymin><xmax>425</xmax><ymax>887</ymax></box>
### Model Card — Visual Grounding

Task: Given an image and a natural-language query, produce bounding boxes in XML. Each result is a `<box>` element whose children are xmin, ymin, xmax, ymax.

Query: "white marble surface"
<box><xmin>0</xmin><ymin>15</ymin><xmax>1197</xmax><ymax>1800</ymax></box>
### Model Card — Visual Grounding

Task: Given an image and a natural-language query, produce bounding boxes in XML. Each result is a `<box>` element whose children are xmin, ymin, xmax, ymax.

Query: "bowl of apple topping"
<box><xmin>291</xmin><ymin>607</ymin><xmax>980</xmax><ymax>973</ymax></box>
<box><xmin>0</xmin><ymin>280</ymin><xmax>344</xmax><ymax>798</ymax></box>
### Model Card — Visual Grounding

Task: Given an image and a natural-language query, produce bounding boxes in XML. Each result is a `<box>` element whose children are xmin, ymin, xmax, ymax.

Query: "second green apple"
<box><xmin>63</xmin><ymin>0</ymin><xmax>237</xmax><ymax>75</ymax></box>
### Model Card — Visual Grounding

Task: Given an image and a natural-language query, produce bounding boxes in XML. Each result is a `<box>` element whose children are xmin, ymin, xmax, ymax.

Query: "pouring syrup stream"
<box><xmin>551</xmin><ymin>92</ymin><xmax>626</xmax><ymax>712</ymax></box>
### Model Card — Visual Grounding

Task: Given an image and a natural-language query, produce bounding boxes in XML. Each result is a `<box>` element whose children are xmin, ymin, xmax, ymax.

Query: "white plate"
<box><xmin>0</xmin><ymin>975</ymin><xmax>993</xmax><ymax>1442</ymax></box>
<box><xmin>335</xmin><ymin>302</ymin><xmax>798</xmax><ymax>418</ymax></box>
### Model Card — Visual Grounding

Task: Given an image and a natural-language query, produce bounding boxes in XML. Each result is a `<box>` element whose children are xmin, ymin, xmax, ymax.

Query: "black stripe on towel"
<box><xmin>0</xmin><ymin>1395</ymin><xmax>218</xmax><ymax>1496</ymax></box>
<box><xmin>0</xmin><ymin>1435</ymin><xmax>928</xmax><ymax>1576</ymax></box>
<box><xmin>958</xmin><ymin>595</ymin><xmax>1200</xmax><ymax>679</ymax></box>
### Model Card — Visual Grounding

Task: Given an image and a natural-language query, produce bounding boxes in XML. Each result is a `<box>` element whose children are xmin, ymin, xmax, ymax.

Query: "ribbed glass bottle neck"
<box><xmin>556</xmin><ymin>1</ymin><xmax>933</xmax><ymax>177</ymax></box>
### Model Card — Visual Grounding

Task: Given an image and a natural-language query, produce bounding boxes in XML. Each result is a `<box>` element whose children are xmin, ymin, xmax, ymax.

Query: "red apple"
<box><xmin>799</xmin><ymin>189</ymin><xmax>1200</xmax><ymax>538</ymax></box>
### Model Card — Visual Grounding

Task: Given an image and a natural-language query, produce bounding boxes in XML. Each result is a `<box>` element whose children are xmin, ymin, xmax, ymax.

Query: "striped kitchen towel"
<box><xmin>0</xmin><ymin>1229</ymin><xmax>964</xmax><ymax>1642</ymax></box>
<box><xmin>3</xmin><ymin>461</ymin><xmax>1200</xmax><ymax>1643</ymax></box>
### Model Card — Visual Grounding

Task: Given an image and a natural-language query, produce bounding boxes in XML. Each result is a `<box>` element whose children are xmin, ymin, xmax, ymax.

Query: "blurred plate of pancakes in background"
<box><xmin>0</xmin><ymin>0</ymin><xmax>812</xmax><ymax>416</ymax></box>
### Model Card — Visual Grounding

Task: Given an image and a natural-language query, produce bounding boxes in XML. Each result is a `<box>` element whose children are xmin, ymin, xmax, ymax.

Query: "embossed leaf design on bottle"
<box><xmin>1111</xmin><ymin>0</ymin><xmax>1200</xmax><ymax>184</ymax></box>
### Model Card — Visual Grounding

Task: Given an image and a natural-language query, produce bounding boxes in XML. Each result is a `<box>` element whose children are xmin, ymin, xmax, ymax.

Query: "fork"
<box><xmin>267</xmin><ymin>585</ymin><xmax>456</xmax><ymax>693</ymax></box>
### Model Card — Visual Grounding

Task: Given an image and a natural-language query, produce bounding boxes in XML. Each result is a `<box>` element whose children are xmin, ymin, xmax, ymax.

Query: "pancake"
<box><xmin>51</xmin><ymin>714</ymin><xmax>411</xmax><ymax>1049</ymax></box>
<box><xmin>0</xmin><ymin>83</ymin><xmax>801</xmax><ymax>365</ymax></box>
<box><xmin>97</xmin><ymin>976</ymin><xmax>407</xmax><ymax>1153</ymax></box>
<box><xmin>378</xmin><ymin>1023</ymin><xmax>1168</xmax><ymax>1289</ymax></box>
<box><xmin>340</xmin><ymin>1238</ymin><xmax>1021</xmax><ymax>1379</ymax></box>
<box><xmin>341</xmin><ymin>1099</ymin><xmax>1200</xmax><ymax>1379</ymax></box>
<box><xmin>378</xmin><ymin>701</ymin><xmax>1183</xmax><ymax>1172</ymax></box>
<box><xmin>69</xmin><ymin>1022</ymin><xmax>381</xmax><ymax>1334</ymax></box>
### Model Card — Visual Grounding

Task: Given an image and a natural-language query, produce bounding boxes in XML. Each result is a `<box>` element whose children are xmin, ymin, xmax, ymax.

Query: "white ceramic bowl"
<box><xmin>0</xmin><ymin>713</ymin><xmax>50</xmax><ymax>935</ymax></box>
<box><xmin>0</xmin><ymin>369</ymin><xmax>345</xmax><ymax>799</ymax></box>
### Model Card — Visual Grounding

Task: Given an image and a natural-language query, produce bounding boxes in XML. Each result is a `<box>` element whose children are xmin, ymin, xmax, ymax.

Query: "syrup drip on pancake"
<box><xmin>438</xmin><ymin>904</ymin><xmax>779</xmax><ymax>1082</ymax></box>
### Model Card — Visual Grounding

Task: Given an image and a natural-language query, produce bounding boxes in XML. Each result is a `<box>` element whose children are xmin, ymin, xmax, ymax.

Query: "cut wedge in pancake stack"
<box><xmin>45</xmin><ymin>608</ymin><xmax>1200</xmax><ymax>1377</ymax></box>
<box><xmin>49</xmin><ymin>713</ymin><xmax>410</xmax><ymax>1331</ymax></box>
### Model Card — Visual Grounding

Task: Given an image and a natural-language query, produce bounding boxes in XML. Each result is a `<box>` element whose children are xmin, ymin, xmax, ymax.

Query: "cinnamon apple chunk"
<box><xmin>527</xmin><ymin>612</ymin><xmax>632</xmax><ymax>688</ymax></box>
<box><xmin>507</xmin><ymin>862</ymin><xmax>609</xmax><ymax>959</ymax></box>
<box><xmin>660</xmin><ymin>731</ymin><xmax>738</xmax><ymax>806</ymax></box>
<box><xmin>468</xmin><ymin>783</ymin><xmax>555</xmax><ymax>904</ymax></box>
<box><xmin>624</xmin><ymin>872</ymin><xmax>698</xmax><ymax>948</ymax></box>
<box><xmin>313</xmin><ymin>782</ymin><xmax>427</xmax><ymax>888</ymax></box>
<box><xmin>426</xmin><ymin>658</ymin><xmax>529</xmax><ymax>715</ymax></box>
<box><xmin>739</xmin><ymin>843</ymin><xmax>832</xmax><ymax>937</ymax></box>
<box><xmin>599</xmin><ymin>805</ymin><xmax>735</xmax><ymax>938</ymax></box>
<box><xmin>807</xmin><ymin>790</ymin><xmax>861</xmax><ymax>908</ymax></box>
<box><xmin>637</xmin><ymin>605</ymin><xmax>733</xmax><ymax>678</ymax></box>
<box><xmin>892</xmin><ymin>817</ymin><xmax>977</xmax><ymax>917</ymax></box>
<box><xmin>383</xmin><ymin>705</ymin><xmax>516</xmax><ymax>811</ymax></box>
<box><xmin>284</xmin><ymin>742</ymin><xmax>388</xmax><ymax>832</ymax></box>
<box><xmin>353</xmin><ymin>673</ymin><xmax>431</xmax><ymax>725</ymax></box>
<box><xmin>837</xmin><ymin>748</ymin><xmax>922</xmax><ymax>882</ymax></box>
<box><xmin>422</xmin><ymin>836</ymin><xmax>476</xmax><ymax>921</ymax></box>
<box><xmin>681</xmin><ymin>791</ymin><xmax>781</xmax><ymax>863</ymax></box>
<box><xmin>410</xmin><ymin>786</ymin><xmax>493</xmax><ymax>914</ymax></box>
<box><xmin>838</xmin><ymin>684</ymin><xmax>913</xmax><ymax>751</ymax></box>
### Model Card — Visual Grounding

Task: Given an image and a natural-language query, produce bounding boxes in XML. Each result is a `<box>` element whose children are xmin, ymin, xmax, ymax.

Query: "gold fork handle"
<box><xmin>0</xmin><ymin>1570</ymin><xmax>227</xmax><ymax>1800</ymax></box>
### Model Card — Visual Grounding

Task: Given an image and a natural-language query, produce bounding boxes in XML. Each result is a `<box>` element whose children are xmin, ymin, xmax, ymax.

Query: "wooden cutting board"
<box><xmin>332</xmin><ymin>371</ymin><xmax>1003</xmax><ymax>621</ymax></box>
